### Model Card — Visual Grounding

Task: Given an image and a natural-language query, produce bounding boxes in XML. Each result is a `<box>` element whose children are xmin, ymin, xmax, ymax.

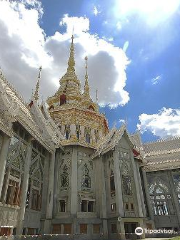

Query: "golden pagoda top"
<box><xmin>47</xmin><ymin>35</ymin><xmax>98</xmax><ymax>112</ymax></box>
<box><xmin>47</xmin><ymin>35</ymin><xmax>109</xmax><ymax>148</ymax></box>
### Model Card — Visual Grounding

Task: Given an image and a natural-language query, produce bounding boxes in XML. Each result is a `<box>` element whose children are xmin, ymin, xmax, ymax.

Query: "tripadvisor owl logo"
<box><xmin>135</xmin><ymin>227</ymin><xmax>143</xmax><ymax>235</ymax></box>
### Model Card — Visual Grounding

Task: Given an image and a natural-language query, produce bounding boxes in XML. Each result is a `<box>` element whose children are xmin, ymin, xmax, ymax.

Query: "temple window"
<box><xmin>1</xmin><ymin>134</ymin><xmax>25</xmax><ymax>205</ymax></box>
<box><xmin>6</xmin><ymin>179</ymin><xmax>20</xmax><ymax>205</ymax></box>
<box><xmin>59</xmin><ymin>200</ymin><xmax>66</xmax><ymax>212</ymax></box>
<box><xmin>111</xmin><ymin>203</ymin><xmax>116</xmax><ymax>212</ymax></box>
<box><xmin>31</xmin><ymin>189</ymin><xmax>41</xmax><ymax>210</ymax></box>
<box><xmin>28</xmin><ymin>149</ymin><xmax>44</xmax><ymax>211</ymax></box>
<box><xmin>65</xmin><ymin>125</ymin><xmax>70</xmax><ymax>140</ymax></box>
<box><xmin>122</xmin><ymin>175</ymin><xmax>132</xmax><ymax>195</ymax></box>
<box><xmin>60</xmin><ymin>94</ymin><xmax>66</xmax><ymax>105</ymax></box>
<box><xmin>76</xmin><ymin>125</ymin><xmax>80</xmax><ymax>140</ymax></box>
<box><xmin>61</xmin><ymin>165</ymin><xmax>69</xmax><ymax>189</ymax></box>
<box><xmin>82</xmin><ymin>164</ymin><xmax>91</xmax><ymax>190</ymax></box>
<box><xmin>110</xmin><ymin>170</ymin><xmax>115</xmax><ymax>196</ymax></box>
<box><xmin>84</xmin><ymin>127</ymin><xmax>91</xmax><ymax>144</ymax></box>
<box><xmin>172</xmin><ymin>172</ymin><xmax>180</xmax><ymax>205</ymax></box>
<box><xmin>148</xmin><ymin>177</ymin><xmax>172</xmax><ymax>216</ymax></box>
<box><xmin>81</xmin><ymin>200</ymin><xmax>94</xmax><ymax>212</ymax></box>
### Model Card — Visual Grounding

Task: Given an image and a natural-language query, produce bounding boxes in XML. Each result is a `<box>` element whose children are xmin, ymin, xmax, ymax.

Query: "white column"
<box><xmin>16</xmin><ymin>140</ymin><xmax>32</xmax><ymax>235</ymax></box>
<box><xmin>135</xmin><ymin>163</ymin><xmax>146</xmax><ymax>216</ymax></box>
<box><xmin>100</xmin><ymin>156</ymin><xmax>108</xmax><ymax>239</ymax></box>
<box><xmin>0</xmin><ymin>134</ymin><xmax>11</xmax><ymax>200</ymax></box>
<box><xmin>114</xmin><ymin>149</ymin><xmax>124</xmax><ymax>216</ymax></box>
<box><xmin>131</xmin><ymin>156</ymin><xmax>143</xmax><ymax>217</ymax></box>
<box><xmin>46</xmin><ymin>151</ymin><xmax>55</xmax><ymax>219</ymax></box>
<box><xmin>71</xmin><ymin>147</ymin><xmax>78</xmax><ymax>215</ymax></box>
<box><xmin>40</xmin><ymin>153</ymin><xmax>50</xmax><ymax>218</ymax></box>
<box><xmin>44</xmin><ymin>151</ymin><xmax>55</xmax><ymax>234</ymax></box>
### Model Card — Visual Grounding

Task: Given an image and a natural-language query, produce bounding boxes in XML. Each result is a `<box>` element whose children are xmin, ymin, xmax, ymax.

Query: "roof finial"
<box><xmin>34</xmin><ymin>66</ymin><xmax>42</xmax><ymax>101</ymax></box>
<box><xmin>67</xmin><ymin>35</ymin><xmax>75</xmax><ymax>72</ymax></box>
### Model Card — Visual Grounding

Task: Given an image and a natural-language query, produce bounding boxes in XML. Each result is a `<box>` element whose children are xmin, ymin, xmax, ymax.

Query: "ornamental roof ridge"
<box><xmin>144</xmin><ymin>147</ymin><xmax>180</xmax><ymax>157</ymax></box>
<box><xmin>0</xmin><ymin>72</ymin><xmax>27</xmax><ymax>106</ymax></box>
<box><xmin>143</xmin><ymin>135</ymin><xmax>180</xmax><ymax>145</ymax></box>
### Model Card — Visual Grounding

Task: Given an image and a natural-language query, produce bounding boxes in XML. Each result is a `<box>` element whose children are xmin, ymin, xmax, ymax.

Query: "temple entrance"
<box><xmin>124</xmin><ymin>222</ymin><xmax>138</xmax><ymax>239</ymax></box>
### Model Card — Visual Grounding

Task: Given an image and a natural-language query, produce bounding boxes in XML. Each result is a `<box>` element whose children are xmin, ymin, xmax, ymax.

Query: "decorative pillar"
<box><xmin>142</xmin><ymin>168</ymin><xmax>154</xmax><ymax>221</ymax></box>
<box><xmin>0</xmin><ymin>134</ymin><xmax>11</xmax><ymax>200</ymax></box>
<box><xmin>118</xmin><ymin>220</ymin><xmax>125</xmax><ymax>240</ymax></box>
<box><xmin>131</xmin><ymin>156</ymin><xmax>143</xmax><ymax>217</ymax></box>
<box><xmin>135</xmin><ymin>163</ymin><xmax>146</xmax><ymax>216</ymax></box>
<box><xmin>71</xmin><ymin>147</ymin><xmax>78</xmax><ymax>214</ymax></box>
<box><xmin>71</xmin><ymin>147</ymin><xmax>78</xmax><ymax>234</ymax></box>
<box><xmin>40</xmin><ymin>152</ymin><xmax>50</xmax><ymax>219</ymax></box>
<box><xmin>114</xmin><ymin>148</ymin><xmax>124</xmax><ymax>216</ymax></box>
<box><xmin>44</xmin><ymin>151</ymin><xmax>55</xmax><ymax>233</ymax></box>
<box><xmin>100</xmin><ymin>156</ymin><xmax>108</xmax><ymax>239</ymax></box>
<box><xmin>1</xmin><ymin>167</ymin><xmax>10</xmax><ymax>203</ymax></box>
<box><xmin>16</xmin><ymin>140</ymin><xmax>32</xmax><ymax>235</ymax></box>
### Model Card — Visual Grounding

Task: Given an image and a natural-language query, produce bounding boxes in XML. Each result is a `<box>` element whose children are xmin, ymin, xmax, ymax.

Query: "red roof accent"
<box><xmin>133</xmin><ymin>148</ymin><xmax>140</xmax><ymax>157</ymax></box>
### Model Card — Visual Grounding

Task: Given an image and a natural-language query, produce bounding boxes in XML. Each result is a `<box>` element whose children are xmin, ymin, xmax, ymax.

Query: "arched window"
<box><xmin>86</xmin><ymin>133</ymin><xmax>90</xmax><ymax>143</ymax></box>
<box><xmin>148</xmin><ymin>177</ymin><xmax>172</xmax><ymax>216</ymax></box>
<box><xmin>82</xmin><ymin>164</ymin><xmax>91</xmax><ymax>190</ymax></box>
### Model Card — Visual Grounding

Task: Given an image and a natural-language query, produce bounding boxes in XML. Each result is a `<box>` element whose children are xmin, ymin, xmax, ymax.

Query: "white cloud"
<box><xmin>93</xmin><ymin>6</ymin><xmax>101</xmax><ymax>16</ymax></box>
<box><xmin>137</xmin><ymin>108</ymin><xmax>180</xmax><ymax>137</ymax></box>
<box><xmin>151</xmin><ymin>75</ymin><xmax>162</xmax><ymax>85</ymax></box>
<box><xmin>0</xmin><ymin>2</ymin><xmax>130</xmax><ymax>107</ymax></box>
<box><xmin>116</xmin><ymin>21</ymin><xmax>122</xmax><ymax>30</ymax></box>
<box><xmin>123</xmin><ymin>41</ymin><xmax>129</xmax><ymax>53</ymax></box>
<box><xmin>119</xmin><ymin>119</ymin><xmax>125</xmax><ymax>124</ymax></box>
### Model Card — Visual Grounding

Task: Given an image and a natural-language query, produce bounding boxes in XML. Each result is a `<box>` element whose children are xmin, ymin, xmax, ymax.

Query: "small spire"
<box><xmin>96</xmin><ymin>89</ymin><xmax>98</xmax><ymax>103</ymax></box>
<box><xmin>67</xmin><ymin>35</ymin><xmax>75</xmax><ymax>72</ymax></box>
<box><xmin>83</xmin><ymin>56</ymin><xmax>90</xmax><ymax>98</ymax></box>
<box><xmin>34</xmin><ymin>66</ymin><xmax>42</xmax><ymax>101</ymax></box>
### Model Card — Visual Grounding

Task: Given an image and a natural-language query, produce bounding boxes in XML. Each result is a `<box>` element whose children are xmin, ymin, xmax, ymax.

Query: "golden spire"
<box><xmin>83</xmin><ymin>56</ymin><xmax>90</xmax><ymax>98</ymax></box>
<box><xmin>67</xmin><ymin>35</ymin><xmax>75</xmax><ymax>72</ymax></box>
<box><xmin>34</xmin><ymin>66</ymin><xmax>42</xmax><ymax>101</ymax></box>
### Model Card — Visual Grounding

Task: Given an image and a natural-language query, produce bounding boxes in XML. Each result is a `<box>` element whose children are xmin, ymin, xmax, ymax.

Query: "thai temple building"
<box><xmin>0</xmin><ymin>36</ymin><xmax>180</xmax><ymax>240</ymax></box>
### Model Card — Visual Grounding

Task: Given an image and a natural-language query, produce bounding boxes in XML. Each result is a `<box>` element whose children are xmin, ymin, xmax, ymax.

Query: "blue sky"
<box><xmin>0</xmin><ymin>0</ymin><xmax>180</xmax><ymax>142</ymax></box>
